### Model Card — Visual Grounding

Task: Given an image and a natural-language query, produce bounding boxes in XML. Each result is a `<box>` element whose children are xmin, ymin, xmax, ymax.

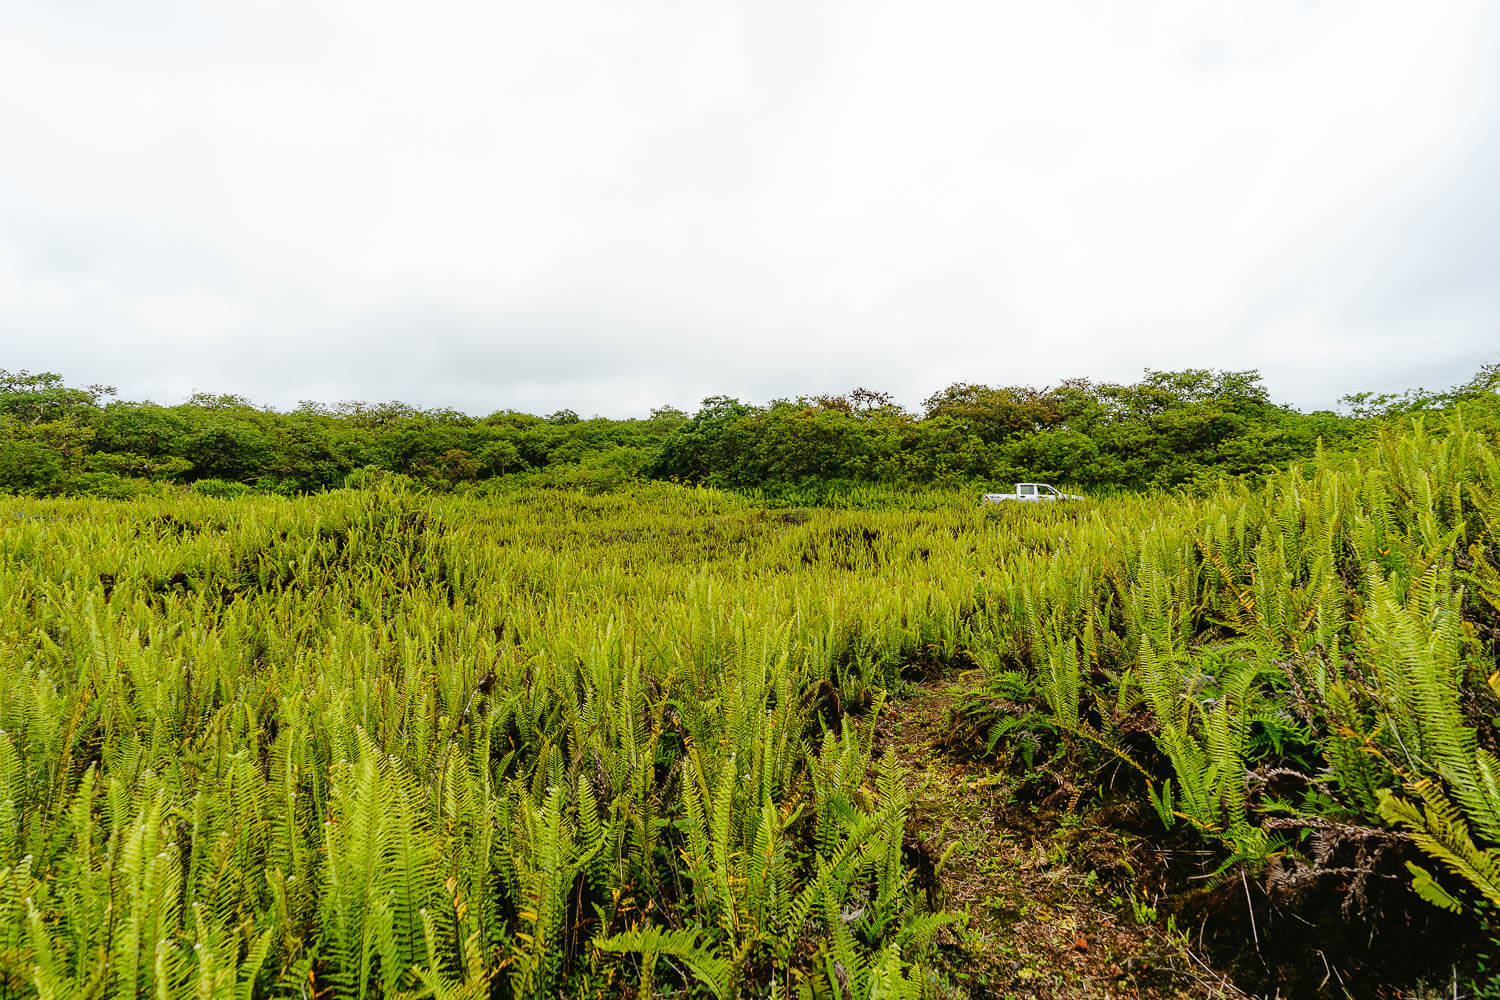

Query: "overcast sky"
<box><xmin>2</xmin><ymin>1</ymin><xmax>1496</xmax><ymax>417</ymax></box>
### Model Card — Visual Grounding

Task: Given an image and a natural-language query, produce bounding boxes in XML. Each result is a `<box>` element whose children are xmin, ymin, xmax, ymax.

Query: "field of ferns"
<box><xmin>2</xmin><ymin>415</ymin><xmax>1499</xmax><ymax>999</ymax></box>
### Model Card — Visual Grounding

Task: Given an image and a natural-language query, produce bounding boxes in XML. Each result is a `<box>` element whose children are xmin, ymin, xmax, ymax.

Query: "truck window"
<box><xmin>1019</xmin><ymin>484</ymin><xmax>1036</xmax><ymax>495</ymax></box>
<box><xmin>1039</xmin><ymin>485</ymin><xmax>1058</xmax><ymax>496</ymax></box>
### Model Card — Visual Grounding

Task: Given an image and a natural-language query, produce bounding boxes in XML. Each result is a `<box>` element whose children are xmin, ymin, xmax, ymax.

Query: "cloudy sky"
<box><xmin>2</xmin><ymin>1</ymin><xmax>1496</xmax><ymax>416</ymax></box>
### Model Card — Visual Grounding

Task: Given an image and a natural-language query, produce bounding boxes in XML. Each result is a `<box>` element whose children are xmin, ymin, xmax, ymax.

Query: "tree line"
<box><xmin>1</xmin><ymin>363</ymin><xmax>1494</xmax><ymax>499</ymax></box>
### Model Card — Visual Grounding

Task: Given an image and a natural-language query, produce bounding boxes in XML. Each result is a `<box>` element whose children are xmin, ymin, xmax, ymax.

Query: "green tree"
<box><xmin>922</xmin><ymin>383</ymin><xmax>1059</xmax><ymax>443</ymax></box>
<box><xmin>0</xmin><ymin>438</ymin><xmax>64</xmax><ymax>495</ymax></box>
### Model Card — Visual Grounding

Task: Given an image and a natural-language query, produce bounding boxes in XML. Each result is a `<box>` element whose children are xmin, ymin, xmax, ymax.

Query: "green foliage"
<box><xmin>0</xmin><ymin>438</ymin><xmax>65</xmax><ymax>495</ymax></box>
<box><xmin>8</xmin><ymin>361</ymin><xmax>1472</xmax><ymax>499</ymax></box>
<box><xmin>0</xmin><ymin>480</ymin><xmax>971</xmax><ymax>997</ymax></box>
<box><xmin>646</xmin><ymin>369</ymin><xmax>1366</xmax><ymax>493</ymax></box>
<box><xmin>955</xmin><ymin>406</ymin><xmax>1500</xmax><ymax>928</ymax></box>
<box><xmin>1378</xmin><ymin>782</ymin><xmax>1500</xmax><ymax>912</ymax></box>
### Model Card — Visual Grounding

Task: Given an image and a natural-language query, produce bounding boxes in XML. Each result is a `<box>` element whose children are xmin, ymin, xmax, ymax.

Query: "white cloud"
<box><xmin>2</xmin><ymin>0</ymin><xmax>1495</xmax><ymax>415</ymax></box>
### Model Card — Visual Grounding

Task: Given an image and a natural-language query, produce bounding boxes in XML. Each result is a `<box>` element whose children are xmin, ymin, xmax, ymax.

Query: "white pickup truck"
<box><xmin>981</xmin><ymin>483</ymin><xmax>1084</xmax><ymax>503</ymax></box>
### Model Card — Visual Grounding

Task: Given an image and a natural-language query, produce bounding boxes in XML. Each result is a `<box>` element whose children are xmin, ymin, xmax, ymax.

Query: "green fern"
<box><xmin>1379</xmin><ymin>780</ymin><xmax>1500</xmax><ymax>911</ymax></box>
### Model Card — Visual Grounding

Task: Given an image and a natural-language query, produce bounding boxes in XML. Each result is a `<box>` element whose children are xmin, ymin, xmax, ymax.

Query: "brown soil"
<box><xmin>876</xmin><ymin>676</ymin><xmax>1251</xmax><ymax>1000</ymax></box>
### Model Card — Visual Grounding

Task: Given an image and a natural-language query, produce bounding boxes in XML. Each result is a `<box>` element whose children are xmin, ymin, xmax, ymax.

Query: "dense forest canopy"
<box><xmin>1</xmin><ymin>363</ymin><xmax>1496</xmax><ymax>499</ymax></box>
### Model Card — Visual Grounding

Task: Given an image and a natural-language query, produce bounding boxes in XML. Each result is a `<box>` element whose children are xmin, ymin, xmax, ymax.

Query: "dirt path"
<box><xmin>876</xmin><ymin>676</ymin><xmax>1251</xmax><ymax>1000</ymax></box>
